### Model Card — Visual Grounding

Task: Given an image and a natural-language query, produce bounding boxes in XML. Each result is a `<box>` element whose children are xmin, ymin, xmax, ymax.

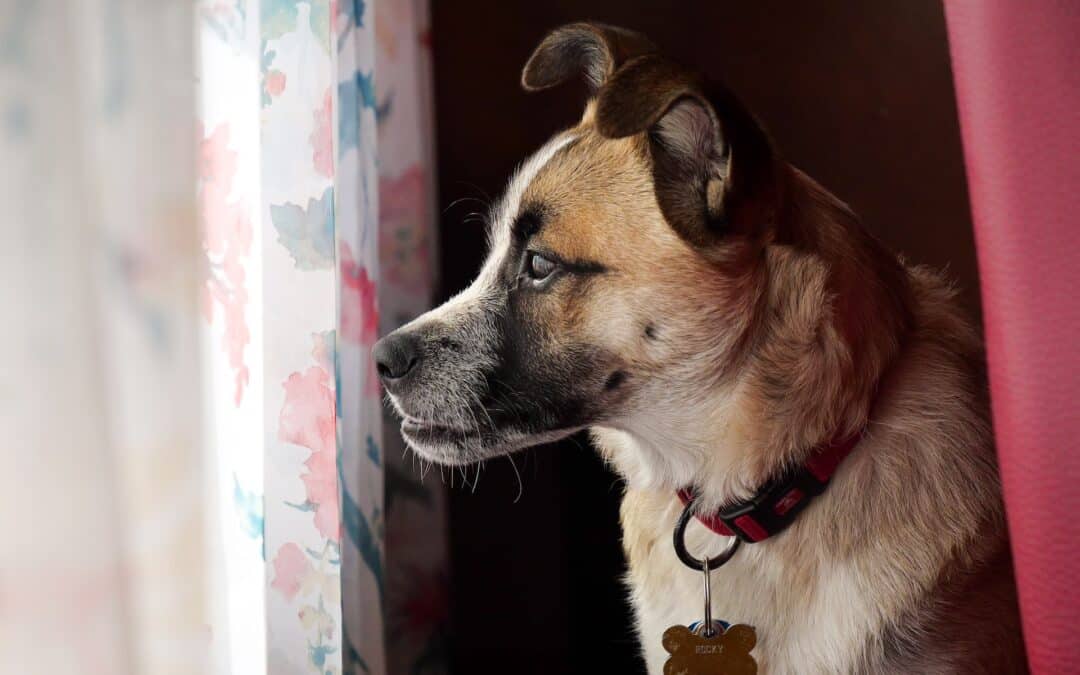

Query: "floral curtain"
<box><xmin>373</xmin><ymin>3</ymin><xmax>451</xmax><ymax>675</ymax></box>
<box><xmin>2</xmin><ymin>1</ymin><xmax>446</xmax><ymax>673</ymax></box>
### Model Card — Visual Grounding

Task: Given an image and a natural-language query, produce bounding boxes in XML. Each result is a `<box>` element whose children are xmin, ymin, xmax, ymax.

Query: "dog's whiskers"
<box><xmin>470</xmin><ymin>461</ymin><xmax>485</xmax><ymax>494</ymax></box>
<box><xmin>504</xmin><ymin>452</ymin><xmax>524</xmax><ymax>504</ymax></box>
<box><xmin>462</xmin><ymin>211</ymin><xmax>489</xmax><ymax>227</ymax></box>
<box><xmin>442</xmin><ymin>195</ymin><xmax>489</xmax><ymax>215</ymax></box>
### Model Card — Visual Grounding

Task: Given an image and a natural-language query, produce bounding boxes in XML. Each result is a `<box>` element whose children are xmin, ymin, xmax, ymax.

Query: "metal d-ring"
<box><xmin>673</xmin><ymin>495</ymin><xmax>742</xmax><ymax>572</ymax></box>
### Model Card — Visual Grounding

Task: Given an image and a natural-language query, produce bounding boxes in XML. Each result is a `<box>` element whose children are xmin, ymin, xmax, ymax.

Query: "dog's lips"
<box><xmin>400</xmin><ymin>417</ymin><xmax>477</xmax><ymax>444</ymax></box>
<box><xmin>398</xmin><ymin>411</ymin><xmax>587</xmax><ymax>466</ymax></box>
<box><xmin>398</xmin><ymin>416</ymin><xmax>495</xmax><ymax>466</ymax></box>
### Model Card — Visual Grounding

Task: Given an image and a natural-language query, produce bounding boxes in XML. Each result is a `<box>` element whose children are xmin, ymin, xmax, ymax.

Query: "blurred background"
<box><xmin>9</xmin><ymin>1</ymin><xmax>1079</xmax><ymax>675</ymax></box>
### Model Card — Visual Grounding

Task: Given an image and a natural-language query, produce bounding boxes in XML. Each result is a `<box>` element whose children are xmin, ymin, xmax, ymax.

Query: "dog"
<box><xmin>373</xmin><ymin>23</ymin><xmax>1025</xmax><ymax>674</ymax></box>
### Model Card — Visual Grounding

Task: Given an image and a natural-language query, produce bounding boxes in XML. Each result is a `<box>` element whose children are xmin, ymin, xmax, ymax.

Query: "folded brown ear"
<box><xmin>594</xmin><ymin>56</ymin><xmax>701</xmax><ymax>139</ymax></box>
<box><xmin>595</xmin><ymin>53</ymin><xmax>777</xmax><ymax>243</ymax></box>
<box><xmin>521</xmin><ymin>22</ymin><xmax>655</xmax><ymax>93</ymax></box>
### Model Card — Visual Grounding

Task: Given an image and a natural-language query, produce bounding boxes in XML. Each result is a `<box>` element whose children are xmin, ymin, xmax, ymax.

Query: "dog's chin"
<box><xmin>398</xmin><ymin>417</ymin><xmax>485</xmax><ymax>466</ymax></box>
<box><xmin>399</xmin><ymin>416</ymin><xmax>583</xmax><ymax>467</ymax></box>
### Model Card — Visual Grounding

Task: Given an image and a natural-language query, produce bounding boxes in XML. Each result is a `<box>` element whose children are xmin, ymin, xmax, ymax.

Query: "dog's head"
<box><xmin>374</xmin><ymin>23</ymin><xmax>904</xmax><ymax>485</ymax></box>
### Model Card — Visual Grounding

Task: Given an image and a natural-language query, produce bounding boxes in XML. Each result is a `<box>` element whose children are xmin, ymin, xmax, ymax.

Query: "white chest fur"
<box><xmin>622</xmin><ymin>490</ymin><xmax>885</xmax><ymax>675</ymax></box>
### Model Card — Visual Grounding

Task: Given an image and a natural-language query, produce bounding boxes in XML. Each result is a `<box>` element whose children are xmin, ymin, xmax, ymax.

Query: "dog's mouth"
<box><xmin>397</xmin><ymin>411</ymin><xmax>583</xmax><ymax>466</ymax></box>
<box><xmin>400</xmin><ymin>416</ymin><xmax>476</xmax><ymax>445</ymax></box>
<box><xmin>398</xmin><ymin>414</ymin><xmax>498</xmax><ymax>465</ymax></box>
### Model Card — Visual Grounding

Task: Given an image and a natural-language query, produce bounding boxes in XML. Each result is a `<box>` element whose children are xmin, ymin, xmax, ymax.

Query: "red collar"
<box><xmin>677</xmin><ymin>431</ymin><xmax>864</xmax><ymax>543</ymax></box>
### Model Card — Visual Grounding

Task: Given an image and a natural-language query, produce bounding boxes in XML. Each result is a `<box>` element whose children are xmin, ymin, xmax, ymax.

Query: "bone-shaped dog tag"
<box><xmin>661</xmin><ymin>623</ymin><xmax>757</xmax><ymax>675</ymax></box>
<box><xmin>667</xmin><ymin>499</ymin><xmax>756</xmax><ymax>673</ymax></box>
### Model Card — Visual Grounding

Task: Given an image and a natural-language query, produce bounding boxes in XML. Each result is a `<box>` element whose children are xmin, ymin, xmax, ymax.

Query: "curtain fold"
<box><xmin>3</xmin><ymin>1</ymin><xmax>445</xmax><ymax>673</ymax></box>
<box><xmin>374</xmin><ymin>3</ymin><xmax>451</xmax><ymax>675</ymax></box>
<box><xmin>944</xmin><ymin>1</ymin><xmax>1080</xmax><ymax>672</ymax></box>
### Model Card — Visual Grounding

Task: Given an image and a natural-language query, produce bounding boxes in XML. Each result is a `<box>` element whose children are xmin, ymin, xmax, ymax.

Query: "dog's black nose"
<box><xmin>373</xmin><ymin>331</ymin><xmax>421</xmax><ymax>387</ymax></box>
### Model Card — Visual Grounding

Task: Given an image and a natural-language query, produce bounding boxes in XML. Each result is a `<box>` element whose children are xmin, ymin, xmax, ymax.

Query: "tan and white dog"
<box><xmin>373</xmin><ymin>23</ymin><xmax>1025</xmax><ymax>674</ymax></box>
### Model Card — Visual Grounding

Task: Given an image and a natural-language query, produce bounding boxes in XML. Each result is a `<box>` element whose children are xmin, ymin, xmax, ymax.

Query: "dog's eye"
<box><xmin>526</xmin><ymin>252</ymin><xmax>557</xmax><ymax>281</ymax></box>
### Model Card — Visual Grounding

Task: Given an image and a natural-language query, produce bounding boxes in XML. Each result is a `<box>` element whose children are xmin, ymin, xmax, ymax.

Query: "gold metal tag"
<box><xmin>661</xmin><ymin>623</ymin><xmax>758</xmax><ymax>675</ymax></box>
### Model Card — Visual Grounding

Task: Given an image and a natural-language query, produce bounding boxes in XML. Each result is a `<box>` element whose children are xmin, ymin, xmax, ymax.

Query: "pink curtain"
<box><xmin>944</xmin><ymin>2</ymin><xmax>1080</xmax><ymax>671</ymax></box>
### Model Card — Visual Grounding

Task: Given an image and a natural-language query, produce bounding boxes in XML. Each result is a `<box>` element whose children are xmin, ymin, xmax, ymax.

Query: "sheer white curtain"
<box><xmin>1</xmin><ymin>1</ymin><xmax>445</xmax><ymax>673</ymax></box>
<box><xmin>2</xmin><ymin>2</ymin><xmax>204</xmax><ymax>673</ymax></box>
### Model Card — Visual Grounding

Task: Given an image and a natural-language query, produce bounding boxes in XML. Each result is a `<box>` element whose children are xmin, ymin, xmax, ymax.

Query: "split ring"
<box><xmin>673</xmin><ymin>495</ymin><xmax>742</xmax><ymax>571</ymax></box>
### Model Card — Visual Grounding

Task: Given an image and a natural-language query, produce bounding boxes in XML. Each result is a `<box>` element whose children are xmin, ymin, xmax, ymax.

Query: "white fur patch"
<box><xmin>487</xmin><ymin>132</ymin><xmax>577</xmax><ymax>260</ymax></box>
<box><xmin>402</xmin><ymin>134</ymin><xmax>576</xmax><ymax>335</ymax></box>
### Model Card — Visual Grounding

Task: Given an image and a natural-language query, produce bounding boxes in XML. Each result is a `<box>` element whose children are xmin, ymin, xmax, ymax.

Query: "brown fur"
<box><xmin>381</xmin><ymin>23</ymin><xmax>1026</xmax><ymax>673</ymax></box>
<box><xmin>522</xmin><ymin>26</ymin><xmax>1025</xmax><ymax>673</ymax></box>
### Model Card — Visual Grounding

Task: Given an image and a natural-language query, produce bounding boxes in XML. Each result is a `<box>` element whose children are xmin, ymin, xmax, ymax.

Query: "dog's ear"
<box><xmin>595</xmin><ymin>56</ymin><xmax>778</xmax><ymax>245</ymax></box>
<box><xmin>521</xmin><ymin>22</ymin><xmax>656</xmax><ymax>93</ymax></box>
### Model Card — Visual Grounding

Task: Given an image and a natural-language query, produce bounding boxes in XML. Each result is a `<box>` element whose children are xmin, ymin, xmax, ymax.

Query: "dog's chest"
<box><xmin>621</xmin><ymin>488</ymin><xmax>881</xmax><ymax>675</ymax></box>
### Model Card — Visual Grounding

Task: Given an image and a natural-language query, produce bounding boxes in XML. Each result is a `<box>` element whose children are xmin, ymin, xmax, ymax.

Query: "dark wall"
<box><xmin>428</xmin><ymin>2</ymin><xmax>976</xmax><ymax>673</ymax></box>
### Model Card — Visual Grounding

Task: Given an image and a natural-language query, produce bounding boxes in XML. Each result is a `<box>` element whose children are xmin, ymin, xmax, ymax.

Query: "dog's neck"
<box><xmin>597</xmin><ymin>167</ymin><xmax>911</xmax><ymax>510</ymax></box>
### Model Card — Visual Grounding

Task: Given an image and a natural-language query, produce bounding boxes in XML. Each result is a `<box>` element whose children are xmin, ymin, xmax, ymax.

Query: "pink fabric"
<box><xmin>944</xmin><ymin>2</ymin><xmax>1080</xmax><ymax>671</ymax></box>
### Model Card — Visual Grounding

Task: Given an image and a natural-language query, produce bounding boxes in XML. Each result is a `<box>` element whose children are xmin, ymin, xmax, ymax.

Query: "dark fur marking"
<box><xmin>605</xmin><ymin>370</ymin><xmax>627</xmax><ymax>391</ymax></box>
<box><xmin>644</xmin><ymin>323</ymin><xmax>658</xmax><ymax>340</ymax></box>
<box><xmin>521</xmin><ymin>23</ymin><xmax>656</xmax><ymax>92</ymax></box>
<box><xmin>436</xmin><ymin>336</ymin><xmax>463</xmax><ymax>352</ymax></box>
<box><xmin>559</xmin><ymin>256</ymin><xmax>608</xmax><ymax>276</ymax></box>
<box><xmin>484</xmin><ymin>275</ymin><xmax>614</xmax><ymax>434</ymax></box>
<box><xmin>511</xmin><ymin>205</ymin><xmax>545</xmax><ymax>242</ymax></box>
